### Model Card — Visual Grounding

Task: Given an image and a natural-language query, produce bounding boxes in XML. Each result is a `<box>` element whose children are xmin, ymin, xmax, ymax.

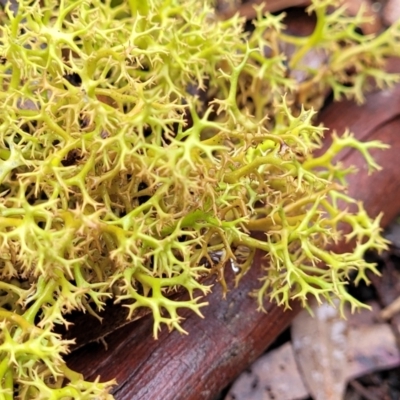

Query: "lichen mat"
<box><xmin>0</xmin><ymin>0</ymin><xmax>398</xmax><ymax>398</ymax></box>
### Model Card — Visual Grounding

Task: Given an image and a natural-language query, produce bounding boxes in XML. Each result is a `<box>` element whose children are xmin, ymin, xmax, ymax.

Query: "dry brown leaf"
<box><xmin>224</xmin><ymin>342</ymin><xmax>309</xmax><ymax>400</ymax></box>
<box><xmin>348</xmin><ymin>320</ymin><xmax>400</xmax><ymax>378</ymax></box>
<box><xmin>225</xmin><ymin>303</ymin><xmax>400</xmax><ymax>400</ymax></box>
<box><xmin>291</xmin><ymin>301</ymin><xmax>348</xmax><ymax>400</ymax></box>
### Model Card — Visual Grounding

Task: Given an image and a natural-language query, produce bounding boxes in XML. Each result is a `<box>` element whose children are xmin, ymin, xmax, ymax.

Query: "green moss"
<box><xmin>0</xmin><ymin>0</ymin><xmax>398</xmax><ymax>397</ymax></box>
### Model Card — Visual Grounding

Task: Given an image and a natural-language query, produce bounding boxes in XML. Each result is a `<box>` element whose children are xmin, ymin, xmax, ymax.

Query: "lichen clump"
<box><xmin>0</xmin><ymin>0</ymin><xmax>398</xmax><ymax>398</ymax></box>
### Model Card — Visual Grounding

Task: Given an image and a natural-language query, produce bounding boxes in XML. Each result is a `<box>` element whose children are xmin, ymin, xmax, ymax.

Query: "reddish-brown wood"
<box><xmin>317</xmin><ymin>78</ymin><xmax>400</xmax><ymax>235</ymax></box>
<box><xmin>67</xmin><ymin>246</ymin><xmax>301</xmax><ymax>400</ymax></box>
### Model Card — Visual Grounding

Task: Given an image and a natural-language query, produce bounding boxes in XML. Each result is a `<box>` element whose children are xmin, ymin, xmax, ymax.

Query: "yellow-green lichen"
<box><xmin>0</xmin><ymin>0</ymin><xmax>398</xmax><ymax>398</ymax></box>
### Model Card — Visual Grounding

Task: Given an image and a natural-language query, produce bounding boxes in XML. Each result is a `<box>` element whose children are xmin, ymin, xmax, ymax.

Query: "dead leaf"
<box><xmin>225</xmin><ymin>342</ymin><xmax>309</xmax><ymax>400</ymax></box>
<box><xmin>225</xmin><ymin>303</ymin><xmax>400</xmax><ymax>400</ymax></box>
<box><xmin>348</xmin><ymin>321</ymin><xmax>400</xmax><ymax>378</ymax></box>
<box><xmin>291</xmin><ymin>301</ymin><xmax>348</xmax><ymax>400</ymax></box>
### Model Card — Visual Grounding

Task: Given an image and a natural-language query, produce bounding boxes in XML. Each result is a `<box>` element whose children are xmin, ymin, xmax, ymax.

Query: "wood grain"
<box><xmin>67</xmin><ymin>245</ymin><xmax>301</xmax><ymax>400</ymax></box>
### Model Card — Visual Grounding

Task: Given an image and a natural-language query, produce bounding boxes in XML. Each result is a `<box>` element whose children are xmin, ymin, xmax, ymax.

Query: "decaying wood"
<box><xmin>67</xmin><ymin>244</ymin><xmax>302</xmax><ymax>400</ymax></box>
<box><xmin>316</xmin><ymin>59</ymin><xmax>400</xmax><ymax>239</ymax></box>
<box><xmin>218</xmin><ymin>0</ymin><xmax>310</xmax><ymax>20</ymax></box>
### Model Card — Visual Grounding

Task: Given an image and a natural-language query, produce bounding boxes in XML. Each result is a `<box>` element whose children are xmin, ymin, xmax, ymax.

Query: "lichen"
<box><xmin>0</xmin><ymin>0</ymin><xmax>398</xmax><ymax>397</ymax></box>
